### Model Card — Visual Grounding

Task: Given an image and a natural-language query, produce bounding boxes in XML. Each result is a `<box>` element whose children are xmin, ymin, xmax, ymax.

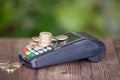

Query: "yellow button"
<box><xmin>25</xmin><ymin>51</ymin><xmax>31</xmax><ymax>55</ymax></box>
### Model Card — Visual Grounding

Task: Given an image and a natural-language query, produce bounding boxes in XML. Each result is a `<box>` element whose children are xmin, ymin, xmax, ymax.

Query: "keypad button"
<box><xmin>30</xmin><ymin>50</ymin><xmax>35</xmax><ymax>53</ymax></box>
<box><xmin>38</xmin><ymin>50</ymin><xmax>43</xmax><ymax>53</ymax></box>
<box><xmin>29</xmin><ymin>53</ymin><xmax>35</xmax><ymax>57</ymax></box>
<box><xmin>22</xmin><ymin>48</ymin><xmax>28</xmax><ymax>53</ymax></box>
<box><xmin>34</xmin><ymin>48</ymin><xmax>38</xmax><ymax>51</ymax></box>
<box><xmin>34</xmin><ymin>52</ymin><xmax>39</xmax><ymax>55</ymax></box>
<box><xmin>25</xmin><ymin>51</ymin><xmax>31</xmax><ymax>55</ymax></box>
<box><xmin>47</xmin><ymin>47</ymin><xmax>52</xmax><ymax>50</ymax></box>
<box><xmin>31</xmin><ymin>48</ymin><xmax>34</xmax><ymax>50</ymax></box>
<box><xmin>43</xmin><ymin>48</ymin><xmax>47</xmax><ymax>52</ymax></box>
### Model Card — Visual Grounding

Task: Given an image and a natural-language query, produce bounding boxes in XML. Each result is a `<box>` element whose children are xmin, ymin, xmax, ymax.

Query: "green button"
<box><xmin>29</xmin><ymin>53</ymin><xmax>35</xmax><ymax>57</ymax></box>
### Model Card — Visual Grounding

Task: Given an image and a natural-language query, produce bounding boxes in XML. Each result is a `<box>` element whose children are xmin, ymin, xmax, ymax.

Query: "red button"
<box><xmin>22</xmin><ymin>48</ymin><xmax>28</xmax><ymax>53</ymax></box>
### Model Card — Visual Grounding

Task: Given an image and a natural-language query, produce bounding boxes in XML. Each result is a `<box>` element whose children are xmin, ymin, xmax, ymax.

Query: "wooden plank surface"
<box><xmin>0</xmin><ymin>38</ymin><xmax>120</xmax><ymax>80</ymax></box>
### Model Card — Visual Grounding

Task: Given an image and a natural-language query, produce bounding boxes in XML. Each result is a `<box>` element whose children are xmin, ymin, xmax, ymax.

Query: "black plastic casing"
<box><xmin>19</xmin><ymin>32</ymin><xmax>106</xmax><ymax>69</ymax></box>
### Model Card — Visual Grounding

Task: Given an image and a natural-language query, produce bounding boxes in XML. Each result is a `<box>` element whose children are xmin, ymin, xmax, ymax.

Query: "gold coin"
<box><xmin>52</xmin><ymin>36</ymin><xmax>57</xmax><ymax>41</ymax></box>
<box><xmin>32</xmin><ymin>37</ymin><xmax>40</xmax><ymax>42</ymax></box>
<box><xmin>56</xmin><ymin>35</ymin><xmax>68</xmax><ymax>41</ymax></box>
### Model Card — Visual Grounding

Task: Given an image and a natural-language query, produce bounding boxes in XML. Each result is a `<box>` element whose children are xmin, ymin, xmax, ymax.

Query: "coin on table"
<box><xmin>0</xmin><ymin>60</ymin><xmax>10</xmax><ymax>65</ymax></box>
<box><xmin>11</xmin><ymin>62</ymin><xmax>22</xmax><ymax>68</ymax></box>
<box><xmin>0</xmin><ymin>63</ymin><xmax>10</xmax><ymax>69</ymax></box>
<box><xmin>0</xmin><ymin>60</ymin><xmax>10</xmax><ymax>69</ymax></box>
<box><xmin>56</xmin><ymin>35</ymin><xmax>68</xmax><ymax>41</ymax></box>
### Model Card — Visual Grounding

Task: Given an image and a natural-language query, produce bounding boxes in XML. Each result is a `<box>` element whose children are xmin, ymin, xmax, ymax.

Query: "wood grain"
<box><xmin>0</xmin><ymin>38</ymin><xmax>120</xmax><ymax>80</ymax></box>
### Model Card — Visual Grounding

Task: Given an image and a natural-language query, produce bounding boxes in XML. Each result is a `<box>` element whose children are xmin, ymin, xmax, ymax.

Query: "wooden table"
<box><xmin>0</xmin><ymin>39</ymin><xmax>120</xmax><ymax>80</ymax></box>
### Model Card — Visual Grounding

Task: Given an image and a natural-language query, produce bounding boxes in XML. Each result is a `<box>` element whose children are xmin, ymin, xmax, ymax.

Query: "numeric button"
<box><xmin>43</xmin><ymin>48</ymin><xmax>48</xmax><ymax>52</ymax></box>
<box><xmin>46</xmin><ymin>46</ymin><xmax>52</xmax><ymax>50</ymax></box>
<box><xmin>38</xmin><ymin>49</ymin><xmax>44</xmax><ymax>54</ymax></box>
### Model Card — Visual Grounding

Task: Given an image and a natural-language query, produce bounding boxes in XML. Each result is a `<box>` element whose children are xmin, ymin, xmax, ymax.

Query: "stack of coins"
<box><xmin>38</xmin><ymin>32</ymin><xmax>52</xmax><ymax>47</ymax></box>
<box><xmin>25</xmin><ymin>32</ymin><xmax>68</xmax><ymax>50</ymax></box>
<box><xmin>56</xmin><ymin>35</ymin><xmax>68</xmax><ymax>46</ymax></box>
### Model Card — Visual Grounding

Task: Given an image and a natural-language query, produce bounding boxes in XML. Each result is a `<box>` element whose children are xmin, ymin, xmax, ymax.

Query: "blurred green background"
<box><xmin>0</xmin><ymin>0</ymin><xmax>120</xmax><ymax>38</ymax></box>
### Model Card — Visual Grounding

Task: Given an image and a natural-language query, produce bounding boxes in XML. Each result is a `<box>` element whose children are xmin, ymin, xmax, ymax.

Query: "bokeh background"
<box><xmin>0</xmin><ymin>0</ymin><xmax>120</xmax><ymax>38</ymax></box>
